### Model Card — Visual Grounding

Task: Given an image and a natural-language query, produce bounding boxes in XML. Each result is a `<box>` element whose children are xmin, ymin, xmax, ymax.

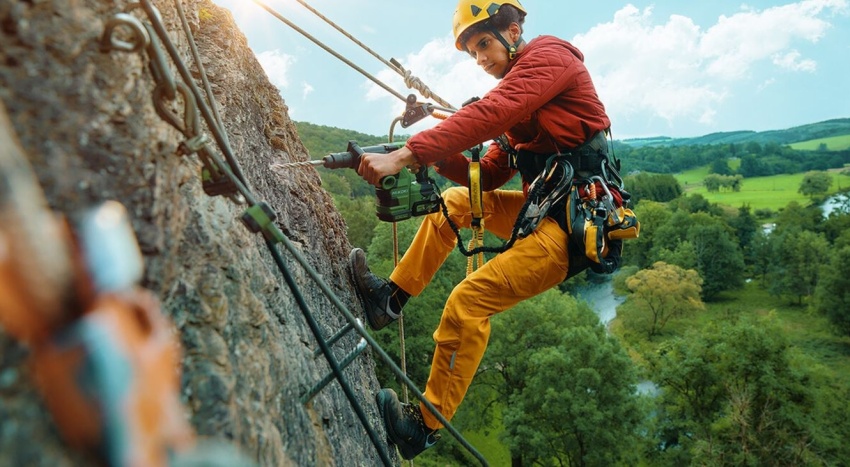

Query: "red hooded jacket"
<box><xmin>405</xmin><ymin>35</ymin><xmax>610</xmax><ymax>192</ymax></box>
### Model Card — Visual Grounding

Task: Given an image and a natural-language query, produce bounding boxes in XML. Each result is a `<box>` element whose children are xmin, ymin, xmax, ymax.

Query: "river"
<box><xmin>822</xmin><ymin>192</ymin><xmax>849</xmax><ymax>216</ymax></box>
<box><xmin>574</xmin><ymin>277</ymin><xmax>622</xmax><ymax>327</ymax></box>
<box><xmin>575</xmin><ymin>276</ymin><xmax>660</xmax><ymax>396</ymax></box>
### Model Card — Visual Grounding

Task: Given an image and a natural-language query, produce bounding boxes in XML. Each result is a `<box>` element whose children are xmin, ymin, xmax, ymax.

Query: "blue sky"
<box><xmin>211</xmin><ymin>0</ymin><xmax>849</xmax><ymax>140</ymax></box>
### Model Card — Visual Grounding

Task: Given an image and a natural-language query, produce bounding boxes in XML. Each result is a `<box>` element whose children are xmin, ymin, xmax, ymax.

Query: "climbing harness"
<box><xmin>474</xmin><ymin>130</ymin><xmax>640</xmax><ymax>276</ymax></box>
<box><xmin>99</xmin><ymin>1</ymin><xmax>489</xmax><ymax>465</ymax></box>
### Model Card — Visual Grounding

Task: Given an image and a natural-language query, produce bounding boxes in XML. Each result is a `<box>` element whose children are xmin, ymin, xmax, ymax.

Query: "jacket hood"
<box><xmin>522</xmin><ymin>35</ymin><xmax>584</xmax><ymax>62</ymax></box>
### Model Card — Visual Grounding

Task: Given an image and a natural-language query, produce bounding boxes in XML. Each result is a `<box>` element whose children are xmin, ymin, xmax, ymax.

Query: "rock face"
<box><xmin>0</xmin><ymin>1</ymin><xmax>388</xmax><ymax>465</ymax></box>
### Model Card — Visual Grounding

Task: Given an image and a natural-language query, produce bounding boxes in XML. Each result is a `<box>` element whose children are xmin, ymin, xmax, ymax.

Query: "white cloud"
<box><xmin>699</xmin><ymin>0</ymin><xmax>844</xmax><ymax>78</ymax></box>
<box><xmin>361</xmin><ymin>0</ymin><xmax>847</xmax><ymax>134</ymax></box>
<box><xmin>257</xmin><ymin>49</ymin><xmax>295</xmax><ymax>89</ymax></box>
<box><xmin>772</xmin><ymin>50</ymin><xmax>818</xmax><ymax>71</ymax></box>
<box><xmin>757</xmin><ymin>78</ymin><xmax>777</xmax><ymax>92</ymax></box>
<box><xmin>571</xmin><ymin>0</ymin><xmax>847</xmax><ymax>129</ymax></box>
<box><xmin>302</xmin><ymin>83</ymin><xmax>314</xmax><ymax>99</ymax></box>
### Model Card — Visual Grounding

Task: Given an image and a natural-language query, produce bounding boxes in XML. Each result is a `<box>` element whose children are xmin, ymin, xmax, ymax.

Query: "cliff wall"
<box><xmin>0</xmin><ymin>1</ymin><xmax>387</xmax><ymax>465</ymax></box>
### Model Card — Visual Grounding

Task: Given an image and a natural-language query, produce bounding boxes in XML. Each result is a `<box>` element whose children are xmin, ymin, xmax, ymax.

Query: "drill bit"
<box><xmin>270</xmin><ymin>159</ymin><xmax>324</xmax><ymax>173</ymax></box>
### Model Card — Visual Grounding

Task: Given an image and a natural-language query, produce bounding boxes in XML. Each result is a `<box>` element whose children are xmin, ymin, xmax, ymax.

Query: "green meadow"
<box><xmin>790</xmin><ymin>134</ymin><xmax>850</xmax><ymax>151</ymax></box>
<box><xmin>675</xmin><ymin>167</ymin><xmax>850</xmax><ymax>212</ymax></box>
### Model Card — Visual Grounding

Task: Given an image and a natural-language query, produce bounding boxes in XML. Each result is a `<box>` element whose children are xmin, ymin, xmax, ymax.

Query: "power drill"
<box><xmin>321</xmin><ymin>140</ymin><xmax>441</xmax><ymax>222</ymax></box>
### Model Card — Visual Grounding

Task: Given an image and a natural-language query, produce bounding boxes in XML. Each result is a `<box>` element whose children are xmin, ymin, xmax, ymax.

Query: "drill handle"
<box><xmin>344</xmin><ymin>141</ymin><xmax>399</xmax><ymax>190</ymax></box>
<box><xmin>347</xmin><ymin>140</ymin><xmax>365</xmax><ymax>160</ymax></box>
<box><xmin>415</xmin><ymin>166</ymin><xmax>432</xmax><ymax>184</ymax></box>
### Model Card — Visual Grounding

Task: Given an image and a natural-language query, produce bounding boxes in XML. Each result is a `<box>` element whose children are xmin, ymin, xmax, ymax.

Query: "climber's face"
<box><xmin>464</xmin><ymin>30</ymin><xmax>511</xmax><ymax>79</ymax></box>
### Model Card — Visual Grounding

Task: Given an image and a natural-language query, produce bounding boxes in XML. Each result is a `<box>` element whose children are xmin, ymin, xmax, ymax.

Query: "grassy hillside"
<box><xmin>623</xmin><ymin>118</ymin><xmax>850</xmax><ymax>148</ymax></box>
<box><xmin>790</xmin><ymin>134</ymin><xmax>850</xmax><ymax>151</ymax></box>
<box><xmin>676</xmin><ymin>167</ymin><xmax>850</xmax><ymax>211</ymax></box>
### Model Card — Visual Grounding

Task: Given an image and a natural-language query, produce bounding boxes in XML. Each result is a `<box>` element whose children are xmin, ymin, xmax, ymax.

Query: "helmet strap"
<box><xmin>488</xmin><ymin>25</ymin><xmax>522</xmax><ymax>60</ymax></box>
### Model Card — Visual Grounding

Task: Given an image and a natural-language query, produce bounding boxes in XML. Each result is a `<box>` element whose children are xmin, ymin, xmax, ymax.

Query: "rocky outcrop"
<box><xmin>0</xmin><ymin>0</ymin><xmax>387</xmax><ymax>465</ymax></box>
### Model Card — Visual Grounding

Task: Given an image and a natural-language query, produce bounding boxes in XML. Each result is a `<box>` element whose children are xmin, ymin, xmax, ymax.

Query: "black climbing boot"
<box><xmin>376</xmin><ymin>388</ymin><xmax>440</xmax><ymax>460</ymax></box>
<box><xmin>349</xmin><ymin>248</ymin><xmax>398</xmax><ymax>330</ymax></box>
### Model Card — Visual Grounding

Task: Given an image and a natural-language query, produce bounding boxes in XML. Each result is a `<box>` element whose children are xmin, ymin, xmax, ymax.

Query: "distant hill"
<box><xmin>296</xmin><ymin>118</ymin><xmax>850</xmax><ymax>155</ymax></box>
<box><xmin>621</xmin><ymin>118</ymin><xmax>850</xmax><ymax>148</ymax></box>
<box><xmin>294</xmin><ymin>121</ymin><xmax>411</xmax><ymax>159</ymax></box>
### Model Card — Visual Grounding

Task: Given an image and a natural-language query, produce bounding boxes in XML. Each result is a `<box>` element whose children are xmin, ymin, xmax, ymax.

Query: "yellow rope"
<box><xmin>392</xmin><ymin>222</ymin><xmax>410</xmax><ymax>406</ymax></box>
<box><xmin>466</xmin><ymin>225</ymin><xmax>486</xmax><ymax>275</ymax></box>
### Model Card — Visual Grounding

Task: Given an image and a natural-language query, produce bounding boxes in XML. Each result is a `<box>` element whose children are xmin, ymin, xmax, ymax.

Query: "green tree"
<box><xmin>709</xmin><ymin>158</ymin><xmax>732</xmax><ymax>175</ymax></box>
<box><xmin>647</xmin><ymin>319</ymin><xmax>816</xmax><ymax>466</ymax></box>
<box><xmin>813</xmin><ymin>245</ymin><xmax>850</xmax><ymax>336</ymax></box>
<box><xmin>704</xmin><ymin>173</ymin><xmax>722</xmax><ymax>193</ymax></box>
<box><xmin>334</xmin><ymin>196</ymin><xmax>378</xmax><ymax>251</ymax></box>
<box><xmin>798</xmin><ymin>170</ymin><xmax>833</xmax><ymax>199</ymax></box>
<box><xmin>738</xmin><ymin>154</ymin><xmax>763</xmax><ymax>177</ymax></box>
<box><xmin>767</xmin><ymin>230</ymin><xmax>829</xmax><ymax>304</ymax></box>
<box><xmin>624</xmin><ymin>173</ymin><xmax>683</xmax><ymax>204</ymax></box>
<box><xmin>687</xmin><ymin>217</ymin><xmax>746</xmax><ymax>299</ymax></box>
<box><xmin>822</xmin><ymin>204</ymin><xmax>850</xmax><ymax>244</ymax></box>
<box><xmin>649</xmin><ymin>212</ymin><xmax>745</xmax><ymax>299</ymax></box>
<box><xmin>727</xmin><ymin>204</ymin><xmax>759</xmax><ymax>260</ymax></box>
<box><xmin>477</xmin><ymin>293</ymin><xmax>646</xmax><ymax>466</ymax></box>
<box><xmin>622</xmin><ymin>262</ymin><xmax>704</xmax><ymax>338</ymax></box>
<box><xmin>744</xmin><ymin>141</ymin><xmax>763</xmax><ymax>155</ymax></box>
<box><xmin>654</xmin><ymin>239</ymin><xmax>697</xmax><ymax>270</ymax></box>
<box><xmin>668</xmin><ymin>193</ymin><xmax>723</xmax><ymax>215</ymax></box>
<box><xmin>750</xmin><ymin>230</ymin><xmax>774</xmax><ymax>285</ymax></box>
<box><xmin>774</xmin><ymin>200</ymin><xmax>823</xmax><ymax>235</ymax></box>
<box><xmin>729</xmin><ymin>174</ymin><xmax>743</xmax><ymax>192</ymax></box>
<box><xmin>629</xmin><ymin>201</ymin><xmax>672</xmax><ymax>269</ymax></box>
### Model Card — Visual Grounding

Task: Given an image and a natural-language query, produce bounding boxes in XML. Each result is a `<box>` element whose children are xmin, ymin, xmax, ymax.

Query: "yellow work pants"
<box><xmin>389</xmin><ymin>187</ymin><xmax>569</xmax><ymax>430</ymax></box>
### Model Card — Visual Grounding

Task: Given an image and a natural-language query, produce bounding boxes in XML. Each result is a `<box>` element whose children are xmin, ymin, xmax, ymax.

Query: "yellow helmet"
<box><xmin>452</xmin><ymin>0</ymin><xmax>527</xmax><ymax>51</ymax></box>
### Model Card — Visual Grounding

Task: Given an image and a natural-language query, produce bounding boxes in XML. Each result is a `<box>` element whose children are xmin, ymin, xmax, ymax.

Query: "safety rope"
<box><xmin>103</xmin><ymin>2</ymin><xmax>489</xmax><ymax>465</ymax></box>
<box><xmin>391</xmin><ymin>221</ymin><xmax>410</xmax><ymax>406</ymax></box>
<box><xmin>288</xmin><ymin>0</ymin><xmax>456</xmax><ymax>110</ymax></box>
<box><xmin>465</xmin><ymin>230</ymin><xmax>485</xmax><ymax>275</ymax></box>
<box><xmin>251</xmin><ymin>0</ymin><xmax>407</xmax><ymax>104</ymax></box>
<box><xmin>175</xmin><ymin>0</ymin><xmax>228</xmax><ymax>145</ymax></box>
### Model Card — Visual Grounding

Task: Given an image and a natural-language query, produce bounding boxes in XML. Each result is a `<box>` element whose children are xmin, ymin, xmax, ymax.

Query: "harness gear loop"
<box><xmin>517</xmin><ymin>153</ymin><xmax>574</xmax><ymax>238</ymax></box>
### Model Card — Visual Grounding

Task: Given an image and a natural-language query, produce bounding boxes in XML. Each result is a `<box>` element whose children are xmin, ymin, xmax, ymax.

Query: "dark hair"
<box><xmin>458</xmin><ymin>4</ymin><xmax>526</xmax><ymax>51</ymax></box>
